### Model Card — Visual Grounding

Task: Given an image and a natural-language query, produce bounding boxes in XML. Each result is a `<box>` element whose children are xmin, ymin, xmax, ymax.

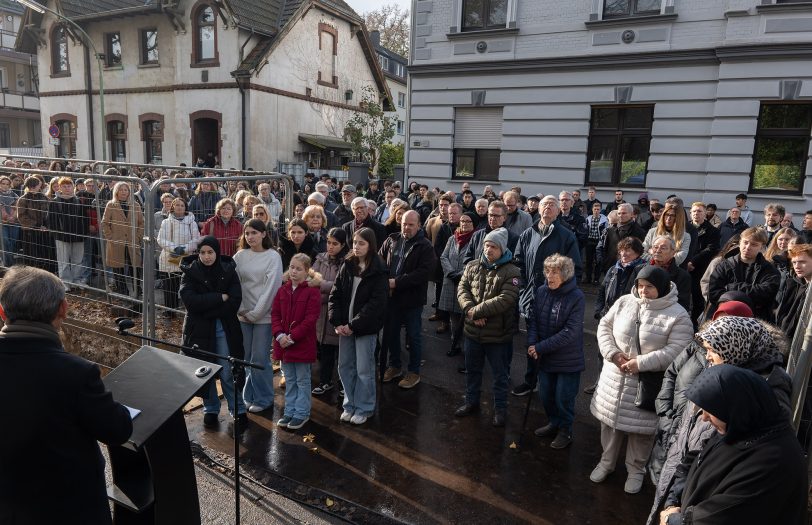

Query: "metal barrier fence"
<box><xmin>786</xmin><ymin>285</ymin><xmax>812</xmax><ymax>450</ymax></box>
<box><xmin>0</xmin><ymin>155</ymin><xmax>294</xmax><ymax>341</ymax></box>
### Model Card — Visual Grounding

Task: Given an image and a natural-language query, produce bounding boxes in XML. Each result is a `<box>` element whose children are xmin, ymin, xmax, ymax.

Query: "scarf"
<box><xmin>0</xmin><ymin>320</ymin><xmax>63</xmax><ymax>346</ymax></box>
<box><xmin>649</xmin><ymin>258</ymin><xmax>672</xmax><ymax>271</ymax></box>
<box><xmin>697</xmin><ymin>316</ymin><xmax>785</xmax><ymax>371</ymax></box>
<box><xmin>480</xmin><ymin>248</ymin><xmax>513</xmax><ymax>270</ymax></box>
<box><xmin>454</xmin><ymin>228</ymin><xmax>475</xmax><ymax>248</ymax></box>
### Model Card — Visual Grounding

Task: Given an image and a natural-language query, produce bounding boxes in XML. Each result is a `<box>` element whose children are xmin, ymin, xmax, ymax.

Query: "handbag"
<box><xmin>632</xmin><ymin>308</ymin><xmax>665</xmax><ymax>412</ymax></box>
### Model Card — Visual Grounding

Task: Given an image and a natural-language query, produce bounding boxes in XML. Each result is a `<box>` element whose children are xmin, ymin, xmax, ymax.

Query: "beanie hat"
<box><xmin>483</xmin><ymin>227</ymin><xmax>508</xmax><ymax>254</ymax></box>
<box><xmin>463</xmin><ymin>211</ymin><xmax>478</xmax><ymax>223</ymax></box>
<box><xmin>634</xmin><ymin>265</ymin><xmax>671</xmax><ymax>298</ymax></box>
<box><xmin>712</xmin><ymin>300</ymin><xmax>753</xmax><ymax>320</ymax></box>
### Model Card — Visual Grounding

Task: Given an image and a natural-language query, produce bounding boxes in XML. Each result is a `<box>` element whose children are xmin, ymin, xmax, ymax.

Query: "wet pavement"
<box><xmin>187</xmin><ymin>284</ymin><xmax>655</xmax><ymax>524</ymax></box>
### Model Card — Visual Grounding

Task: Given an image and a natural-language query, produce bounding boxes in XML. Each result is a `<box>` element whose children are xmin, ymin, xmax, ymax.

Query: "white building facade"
<box><xmin>408</xmin><ymin>0</ymin><xmax>812</xmax><ymax>212</ymax></box>
<box><xmin>18</xmin><ymin>0</ymin><xmax>391</xmax><ymax>171</ymax></box>
<box><xmin>371</xmin><ymin>30</ymin><xmax>409</xmax><ymax>145</ymax></box>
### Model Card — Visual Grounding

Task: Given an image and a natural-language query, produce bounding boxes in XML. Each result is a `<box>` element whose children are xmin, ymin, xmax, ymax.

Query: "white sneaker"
<box><xmin>590</xmin><ymin>465</ymin><xmax>613</xmax><ymax>483</ymax></box>
<box><xmin>350</xmin><ymin>414</ymin><xmax>368</xmax><ymax>425</ymax></box>
<box><xmin>247</xmin><ymin>405</ymin><xmax>267</xmax><ymax>413</ymax></box>
<box><xmin>624</xmin><ymin>474</ymin><xmax>644</xmax><ymax>494</ymax></box>
<box><xmin>340</xmin><ymin>411</ymin><xmax>353</xmax><ymax>422</ymax></box>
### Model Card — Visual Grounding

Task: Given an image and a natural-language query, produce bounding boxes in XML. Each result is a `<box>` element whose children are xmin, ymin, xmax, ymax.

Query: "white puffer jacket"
<box><xmin>590</xmin><ymin>283</ymin><xmax>693</xmax><ymax>435</ymax></box>
<box><xmin>157</xmin><ymin>213</ymin><xmax>200</xmax><ymax>273</ymax></box>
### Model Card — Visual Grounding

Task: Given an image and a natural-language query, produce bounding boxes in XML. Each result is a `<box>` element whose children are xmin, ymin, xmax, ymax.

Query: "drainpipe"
<box><xmin>235</xmin><ymin>30</ymin><xmax>254</xmax><ymax>170</ymax></box>
<box><xmin>83</xmin><ymin>44</ymin><xmax>96</xmax><ymax>159</ymax></box>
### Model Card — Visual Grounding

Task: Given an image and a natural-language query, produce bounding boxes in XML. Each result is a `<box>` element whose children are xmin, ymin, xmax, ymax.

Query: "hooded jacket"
<box><xmin>527</xmin><ymin>277</ymin><xmax>585</xmax><ymax>373</ymax></box>
<box><xmin>328</xmin><ymin>255</ymin><xmax>389</xmax><ymax>336</ymax></box>
<box><xmin>457</xmin><ymin>250</ymin><xmax>520</xmax><ymax>344</ymax></box>
<box><xmin>663</xmin><ymin>365</ymin><xmax>806</xmax><ymax>525</ymax></box>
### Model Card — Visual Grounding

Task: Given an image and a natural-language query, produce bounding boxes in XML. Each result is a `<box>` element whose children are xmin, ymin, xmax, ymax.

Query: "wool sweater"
<box><xmin>233</xmin><ymin>248</ymin><xmax>283</xmax><ymax>324</ymax></box>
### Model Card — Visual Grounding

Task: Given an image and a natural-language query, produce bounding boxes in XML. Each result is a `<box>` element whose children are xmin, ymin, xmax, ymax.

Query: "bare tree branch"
<box><xmin>363</xmin><ymin>3</ymin><xmax>410</xmax><ymax>58</ymax></box>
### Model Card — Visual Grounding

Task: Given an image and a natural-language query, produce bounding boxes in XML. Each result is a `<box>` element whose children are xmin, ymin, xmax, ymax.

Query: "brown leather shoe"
<box><xmin>428</xmin><ymin>313</ymin><xmax>440</xmax><ymax>322</ymax></box>
<box><xmin>435</xmin><ymin>322</ymin><xmax>449</xmax><ymax>334</ymax></box>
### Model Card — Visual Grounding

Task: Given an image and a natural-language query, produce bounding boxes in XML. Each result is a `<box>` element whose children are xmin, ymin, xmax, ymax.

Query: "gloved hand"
<box><xmin>173</xmin><ymin>246</ymin><xmax>186</xmax><ymax>256</ymax></box>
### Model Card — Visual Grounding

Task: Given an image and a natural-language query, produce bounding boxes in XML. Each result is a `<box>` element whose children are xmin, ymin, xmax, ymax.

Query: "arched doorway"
<box><xmin>190</xmin><ymin>110</ymin><xmax>221</xmax><ymax>167</ymax></box>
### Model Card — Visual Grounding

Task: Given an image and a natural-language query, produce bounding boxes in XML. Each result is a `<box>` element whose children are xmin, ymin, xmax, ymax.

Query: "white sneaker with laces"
<box><xmin>340</xmin><ymin>411</ymin><xmax>353</xmax><ymax>422</ymax></box>
<box><xmin>350</xmin><ymin>414</ymin><xmax>368</xmax><ymax>425</ymax></box>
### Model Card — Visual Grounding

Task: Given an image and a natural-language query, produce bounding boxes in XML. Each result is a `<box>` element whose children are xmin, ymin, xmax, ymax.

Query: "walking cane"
<box><xmin>518</xmin><ymin>356</ymin><xmax>539</xmax><ymax>448</ymax></box>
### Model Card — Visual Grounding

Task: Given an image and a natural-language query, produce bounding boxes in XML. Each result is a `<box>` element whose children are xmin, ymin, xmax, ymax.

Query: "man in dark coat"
<box><xmin>718</xmin><ymin>206</ymin><xmax>748</xmax><ymax>247</ymax></box>
<box><xmin>463</xmin><ymin>200</ymin><xmax>519</xmax><ymax>265</ymax></box>
<box><xmin>660</xmin><ymin>365</ymin><xmax>807</xmax><ymax>525</ymax></box>
<box><xmin>333</xmin><ymin>184</ymin><xmax>356</xmax><ymax>225</ymax></box>
<box><xmin>379</xmin><ymin>210</ymin><xmax>436</xmax><ymax>389</ymax></box>
<box><xmin>342</xmin><ymin>196</ymin><xmax>387</xmax><ymax>249</ymax></box>
<box><xmin>557</xmin><ymin>191</ymin><xmax>588</xmax><ymax>247</ymax></box>
<box><xmin>687</xmin><ymin>202</ymin><xmax>720</xmax><ymax>324</ymax></box>
<box><xmin>513</xmin><ymin>196</ymin><xmax>582</xmax><ymax>396</ymax></box>
<box><xmin>0</xmin><ymin>266</ymin><xmax>133</xmax><ymax>525</ymax></box>
<box><xmin>601</xmin><ymin>203</ymin><xmax>647</xmax><ymax>272</ymax></box>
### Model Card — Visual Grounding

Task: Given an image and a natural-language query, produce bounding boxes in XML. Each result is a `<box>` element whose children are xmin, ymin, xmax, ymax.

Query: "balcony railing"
<box><xmin>0</xmin><ymin>89</ymin><xmax>39</xmax><ymax>112</ymax></box>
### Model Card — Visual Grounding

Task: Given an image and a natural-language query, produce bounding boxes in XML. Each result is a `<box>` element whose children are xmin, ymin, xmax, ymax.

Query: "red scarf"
<box><xmin>649</xmin><ymin>258</ymin><xmax>672</xmax><ymax>270</ymax></box>
<box><xmin>455</xmin><ymin>228</ymin><xmax>475</xmax><ymax>247</ymax></box>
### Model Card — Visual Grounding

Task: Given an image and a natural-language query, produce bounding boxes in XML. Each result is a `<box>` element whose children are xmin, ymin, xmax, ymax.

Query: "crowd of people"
<box><xmin>1</xmin><ymin>156</ymin><xmax>811</xmax><ymax>521</ymax></box>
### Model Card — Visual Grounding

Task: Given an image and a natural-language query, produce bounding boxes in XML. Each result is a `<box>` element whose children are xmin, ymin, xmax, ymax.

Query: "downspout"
<box><xmin>83</xmin><ymin>43</ymin><xmax>96</xmax><ymax>159</ymax></box>
<box><xmin>238</xmin><ymin>29</ymin><xmax>254</xmax><ymax>171</ymax></box>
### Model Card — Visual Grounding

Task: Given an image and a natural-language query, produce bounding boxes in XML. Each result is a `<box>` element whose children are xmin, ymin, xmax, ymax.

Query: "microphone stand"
<box><xmin>115</xmin><ymin>318</ymin><xmax>263</xmax><ymax>525</ymax></box>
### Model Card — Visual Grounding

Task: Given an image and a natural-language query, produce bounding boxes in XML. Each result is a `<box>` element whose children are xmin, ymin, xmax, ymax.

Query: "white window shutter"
<box><xmin>454</xmin><ymin>108</ymin><xmax>504</xmax><ymax>149</ymax></box>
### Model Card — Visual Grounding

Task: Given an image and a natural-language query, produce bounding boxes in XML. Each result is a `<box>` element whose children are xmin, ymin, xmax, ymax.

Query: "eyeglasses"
<box><xmin>459</xmin><ymin>219</ymin><xmax>473</xmax><ymax>225</ymax></box>
<box><xmin>488</xmin><ymin>213</ymin><xmax>505</xmax><ymax>218</ymax></box>
<box><xmin>664</xmin><ymin>213</ymin><xmax>676</xmax><ymax>218</ymax></box>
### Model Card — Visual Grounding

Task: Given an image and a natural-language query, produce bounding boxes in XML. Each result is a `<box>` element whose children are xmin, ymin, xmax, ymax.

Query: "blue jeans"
<box><xmin>240</xmin><ymin>322</ymin><xmax>274</xmax><ymax>409</ymax></box>
<box><xmin>338</xmin><ymin>334</ymin><xmax>377</xmax><ymax>417</ymax></box>
<box><xmin>1</xmin><ymin>223</ymin><xmax>18</xmax><ymax>267</ymax></box>
<box><xmin>281</xmin><ymin>361</ymin><xmax>311</xmax><ymax>420</ymax></box>
<box><xmin>78</xmin><ymin>236</ymin><xmax>94</xmax><ymax>284</ymax></box>
<box><xmin>385</xmin><ymin>306</ymin><xmax>423</xmax><ymax>373</ymax></box>
<box><xmin>464</xmin><ymin>338</ymin><xmax>510</xmax><ymax>413</ymax></box>
<box><xmin>537</xmin><ymin>370</ymin><xmax>581</xmax><ymax>433</ymax></box>
<box><xmin>203</xmin><ymin>320</ymin><xmax>246</xmax><ymax>416</ymax></box>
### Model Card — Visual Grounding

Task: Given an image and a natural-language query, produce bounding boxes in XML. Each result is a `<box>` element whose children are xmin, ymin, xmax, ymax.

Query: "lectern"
<box><xmin>103</xmin><ymin>346</ymin><xmax>222</xmax><ymax>525</ymax></box>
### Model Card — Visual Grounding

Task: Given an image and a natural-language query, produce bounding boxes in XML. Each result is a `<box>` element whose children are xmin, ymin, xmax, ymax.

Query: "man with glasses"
<box><xmin>342</xmin><ymin>195</ymin><xmax>387</xmax><ymax>248</ymax></box>
<box><xmin>503</xmin><ymin>191</ymin><xmax>533</xmax><ymax>237</ymax></box>
<box><xmin>512</xmin><ymin>196</ymin><xmax>582</xmax><ymax>396</ymax></box>
<box><xmin>463</xmin><ymin>201</ymin><xmax>519</xmax><ymax>265</ymax></box>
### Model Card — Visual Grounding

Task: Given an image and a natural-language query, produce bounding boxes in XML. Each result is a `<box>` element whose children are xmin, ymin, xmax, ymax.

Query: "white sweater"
<box><xmin>156</xmin><ymin>213</ymin><xmax>200</xmax><ymax>273</ymax></box>
<box><xmin>233</xmin><ymin>248</ymin><xmax>283</xmax><ymax>324</ymax></box>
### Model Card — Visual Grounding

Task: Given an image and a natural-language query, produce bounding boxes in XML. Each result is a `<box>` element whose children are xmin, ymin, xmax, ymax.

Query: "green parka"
<box><xmin>457</xmin><ymin>255</ymin><xmax>520</xmax><ymax>344</ymax></box>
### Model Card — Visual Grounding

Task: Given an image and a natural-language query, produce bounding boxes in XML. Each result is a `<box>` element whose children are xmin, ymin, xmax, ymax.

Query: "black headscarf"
<box><xmin>686</xmin><ymin>364</ymin><xmax>785</xmax><ymax>443</ymax></box>
<box><xmin>197</xmin><ymin>235</ymin><xmax>223</xmax><ymax>280</ymax></box>
<box><xmin>634</xmin><ymin>265</ymin><xmax>671</xmax><ymax>298</ymax></box>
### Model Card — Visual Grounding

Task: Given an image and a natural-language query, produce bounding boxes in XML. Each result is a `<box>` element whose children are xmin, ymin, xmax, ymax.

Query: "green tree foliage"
<box><xmin>377</xmin><ymin>143</ymin><xmax>405</xmax><ymax>178</ymax></box>
<box><xmin>343</xmin><ymin>86</ymin><xmax>396</xmax><ymax>173</ymax></box>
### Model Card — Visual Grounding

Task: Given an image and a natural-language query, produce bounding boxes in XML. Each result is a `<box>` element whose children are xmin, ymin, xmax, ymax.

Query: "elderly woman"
<box><xmin>590</xmin><ymin>265</ymin><xmax>693</xmax><ymax>494</ymax></box>
<box><xmin>658</xmin><ymin>365</ymin><xmax>806</xmax><ymax>525</ymax></box>
<box><xmin>648</xmin><ymin>315</ymin><xmax>788</xmax><ymax>525</ymax></box>
<box><xmin>303</xmin><ymin>204</ymin><xmax>329</xmax><ymax>254</ymax></box>
<box><xmin>439</xmin><ymin>211</ymin><xmax>477</xmax><ymax>357</ymax></box>
<box><xmin>639</xmin><ymin>235</ymin><xmax>692</xmax><ymax>313</ymax></box>
<box><xmin>157</xmin><ymin>197</ymin><xmax>200</xmax><ymax>316</ymax></box>
<box><xmin>102</xmin><ymin>181</ymin><xmax>145</xmax><ymax>306</ymax></box>
<box><xmin>527</xmin><ymin>254</ymin><xmax>585</xmax><ymax>449</ymax></box>
<box><xmin>200</xmin><ymin>198</ymin><xmax>242</xmax><ymax>257</ymax></box>
<box><xmin>643</xmin><ymin>203</ymin><xmax>691</xmax><ymax>267</ymax></box>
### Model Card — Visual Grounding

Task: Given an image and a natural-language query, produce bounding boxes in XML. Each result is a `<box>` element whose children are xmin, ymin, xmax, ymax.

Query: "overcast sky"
<box><xmin>346</xmin><ymin>0</ymin><xmax>411</xmax><ymax>16</ymax></box>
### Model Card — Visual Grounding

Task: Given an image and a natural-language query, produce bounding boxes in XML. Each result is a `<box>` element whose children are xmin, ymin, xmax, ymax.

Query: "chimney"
<box><xmin>370</xmin><ymin>30</ymin><xmax>381</xmax><ymax>48</ymax></box>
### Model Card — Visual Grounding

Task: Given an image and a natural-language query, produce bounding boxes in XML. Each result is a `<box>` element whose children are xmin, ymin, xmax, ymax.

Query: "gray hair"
<box><xmin>541</xmin><ymin>195</ymin><xmax>559</xmax><ymax>209</ymax></box>
<box><xmin>0</xmin><ymin>266</ymin><xmax>65</xmax><ymax>324</ymax></box>
<box><xmin>558</xmin><ymin>191</ymin><xmax>572</xmax><ymax>200</ymax></box>
<box><xmin>475</xmin><ymin>198</ymin><xmax>489</xmax><ymax>208</ymax></box>
<box><xmin>618</xmin><ymin>203</ymin><xmax>634</xmax><ymax>214</ymax></box>
<box><xmin>390</xmin><ymin>198</ymin><xmax>405</xmax><ymax>210</ymax></box>
<box><xmin>652</xmin><ymin>235</ymin><xmax>677</xmax><ymax>250</ymax></box>
<box><xmin>351</xmin><ymin>196</ymin><xmax>368</xmax><ymax>209</ymax></box>
<box><xmin>543</xmin><ymin>254</ymin><xmax>575</xmax><ymax>282</ymax></box>
<box><xmin>448</xmin><ymin>202</ymin><xmax>462</xmax><ymax>214</ymax></box>
<box><xmin>366</xmin><ymin>199</ymin><xmax>377</xmax><ymax>209</ymax></box>
<box><xmin>315</xmin><ymin>182</ymin><xmax>329</xmax><ymax>192</ymax></box>
<box><xmin>307</xmin><ymin>191</ymin><xmax>325</xmax><ymax>205</ymax></box>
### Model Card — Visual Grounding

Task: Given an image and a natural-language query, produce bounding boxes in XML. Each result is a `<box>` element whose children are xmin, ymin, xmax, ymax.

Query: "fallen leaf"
<box><xmin>509</xmin><ymin>442</ymin><xmax>517</xmax><ymax>449</ymax></box>
<box><xmin>303</xmin><ymin>433</ymin><xmax>316</xmax><ymax>443</ymax></box>
<box><xmin>310</xmin><ymin>447</ymin><xmax>319</xmax><ymax>453</ymax></box>
<box><xmin>326</xmin><ymin>498</ymin><xmax>334</xmax><ymax>507</ymax></box>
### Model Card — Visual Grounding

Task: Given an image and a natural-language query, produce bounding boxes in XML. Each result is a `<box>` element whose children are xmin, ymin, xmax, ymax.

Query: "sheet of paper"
<box><xmin>124</xmin><ymin>404</ymin><xmax>141</xmax><ymax>420</ymax></box>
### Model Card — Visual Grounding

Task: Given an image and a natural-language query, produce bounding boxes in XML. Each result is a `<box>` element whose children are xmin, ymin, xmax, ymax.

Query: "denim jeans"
<box><xmin>463</xmin><ymin>337</ymin><xmax>510</xmax><ymax>413</ymax></box>
<box><xmin>203</xmin><ymin>320</ymin><xmax>246</xmax><ymax>416</ymax></box>
<box><xmin>78</xmin><ymin>236</ymin><xmax>95</xmax><ymax>284</ymax></box>
<box><xmin>384</xmin><ymin>306</ymin><xmax>423</xmax><ymax>373</ymax></box>
<box><xmin>338</xmin><ymin>334</ymin><xmax>377</xmax><ymax>417</ymax></box>
<box><xmin>1</xmin><ymin>223</ymin><xmax>19</xmax><ymax>267</ymax></box>
<box><xmin>240</xmin><ymin>322</ymin><xmax>275</xmax><ymax>409</ymax></box>
<box><xmin>281</xmin><ymin>361</ymin><xmax>312</xmax><ymax>420</ymax></box>
<box><xmin>537</xmin><ymin>370</ymin><xmax>581</xmax><ymax>433</ymax></box>
<box><xmin>54</xmin><ymin>240</ymin><xmax>84</xmax><ymax>284</ymax></box>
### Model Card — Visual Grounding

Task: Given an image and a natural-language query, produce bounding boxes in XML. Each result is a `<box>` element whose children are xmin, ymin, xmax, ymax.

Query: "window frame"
<box><xmin>107</xmin><ymin>119</ymin><xmax>127</xmax><ymax>162</ymax></box>
<box><xmin>602</xmin><ymin>0</ymin><xmax>663</xmax><ymax>19</ymax></box>
<box><xmin>139</xmin><ymin>28</ymin><xmax>159</xmax><ymax>66</ymax></box>
<box><xmin>191</xmin><ymin>1</ymin><xmax>219</xmax><ymax>67</ymax></box>
<box><xmin>139</xmin><ymin>113</ymin><xmax>164</xmax><ymax>165</ymax></box>
<box><xmin>396</xmin><ymin>120</ymin><xmax>405</xmax><ymax>135</ymax></box>
<box><xmin>452</xmin><ymin>148</ymin><xmax>501</xmax><ymax>181</ymax></box>
<box><xmin>461</xmin><ymin>0</ymin><xmax>510</xmax><ymax>32</ymax></box>
<box><xmin>104</xmin><ymin>32</ymin><xmax>122</xmax><ymax>68</ymax></box>
<box><xmin>317</xmin><ymin>23</ymin><xmax>338</xmax><ymax>89</ymax></box>
<box><xmin>584</xmin><ymin>104</ymin><xmax>654</xmax><ymax>188</ymax></box>
<box><xmin>748</xmin><ymin>102</ymin><xmax>812</xmax><ymax>196</ymax></box>
<box><xmin>397</xmin><ymin>92</ymin><xmax>406</xmax><ymax>108</ymax></box>
<box><xmin>52</xmin><ymin>114</ymin><xmax>77</xmax><ymax>159</ymax></box>
<box><xmin>50</xmin><ymin>25</ymin><xmax>70</xmax><ymax>77</ymax></box>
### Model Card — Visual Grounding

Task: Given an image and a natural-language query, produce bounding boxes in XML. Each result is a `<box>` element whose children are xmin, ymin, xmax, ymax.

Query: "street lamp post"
<box><xmin>16</xmin><ymin>0</ymin><xmax>106</xmax><ymax>160</ymax></box>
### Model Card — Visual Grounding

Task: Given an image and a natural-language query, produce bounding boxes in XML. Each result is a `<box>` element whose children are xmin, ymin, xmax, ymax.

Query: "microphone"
<box><xmin>116</xmin><ymin>317</ymin><xmax>135</xmax><ymax>334</ymax></box>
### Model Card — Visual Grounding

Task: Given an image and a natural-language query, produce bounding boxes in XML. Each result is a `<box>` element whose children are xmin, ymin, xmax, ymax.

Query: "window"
<box><xmin>397</xmin><ymin>92</ymin><xmax>406</xmax><ymax>108</ymax></box>
<box><xmin>453</xmin><ymin>107</ymin><xmax>503</xmax><ymax>180</ymax></box>
<box><xmin>105</xmin><ymin>32</ymin><xmax>122</xmax><ymax>67</ymax></box>
<box><xmin>193</xmin><ymin>3</ymin><xmax>218</xmax><ymax>65</ymax></box>
<box><xmin>397</xmin><ymin>120</ymin><xmax>405</xmax><ymax>135</ymax></box>
<box><xmin>750</xmin><ymin>103</ymin><xmax>812</xmax><ymax>194</ymax></box>
<box><xmin>585</xmin><ymin>105</ymin><xmax>653</xmax><ymax>186</ymax></box>
<box><xmin>108</xmin><ymin>120</ymin><xmax>126</xmax><ymax>161</ymax></box>
<box><xmin>462</xmin><ymin>0</ymin><xmax>508</xmax><ymax>31</ymax></box>
<box><xmin>378</xmin><ymin>55</ymin><xmax>389</xmax><ymax>71</ymax></box>
<box><xmin>143</xmin><ymin>120</ymin><xmax>163</xmax><ymax>163</ymax></box>
<box><xmin>51</xmin><ymin>26</ymin><xmax>69</xmax><ymax>75</ymax></box>
<box><xmin>140</xmin><ymin>29</ymin><xmax>159</xmax><ymax>65</ymax></box>
<box><xmin>318</xmin><ymin>24</ymin><xmax>337</xmax><ymax>88</ymax></box>
<box><xmin>395</xmin><ymin>63</ymin><xmax>406</xmax><ymax>78</ymax></box>
<box><xmin>54</xmin><ymin>118</ymin><xmax>77</xmax><ymax>158</ymax></box>
<box><xmin>603</xmin><ymin>0</ymin><xmax>662</xmax><ymax>18</ymax></box>
<box><xmin>0</xmin><ymin>123</ymin><xmax>9</xmax><ymax>148</ymax></box>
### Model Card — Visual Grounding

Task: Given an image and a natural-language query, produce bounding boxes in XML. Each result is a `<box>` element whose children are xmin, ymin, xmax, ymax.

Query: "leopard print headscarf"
<box><xmin>697</xmin><ymin>316</ymin><xmax>785</xmax><ymax>371</ymax></box>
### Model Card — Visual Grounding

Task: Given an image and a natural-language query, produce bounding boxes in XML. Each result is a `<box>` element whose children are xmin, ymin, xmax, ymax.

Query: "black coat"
<box><xmin>342</xmin><ymin>214</ymin><xmax>387</xmax><ymax>251</ymax></box>
<box><xmin>379</xmin><ymin>230</ymin><xmax>436</xmax><ymax>309</ymax></box>
<box><xmin>328</xmin><ymin>256</ymin><xmax>389</xmax><ymax>335</ymax></box>
<box><xmin>179</xmin><ymin>255</ymin><xmax>244</xmax><ymax>361</ymax></box>
<box><xmin>718</xmin><ymin>218</ymin><xmax>748</xmax><ymax>247</ymax></box>
<box><xmin>602</xmin><ymin>220</ymin><xmax>647</xmax><ymax>271</ymax></box>
<box><xmin>688</xmin><ymin>221</ymin><xmax>720</xmax><ymax>277</ymax></box>
<box><xmin>278</xmin><ymin>234</ymin><xmax>316</xmax><ymax>270</ymax></box>
<box><xmin>707</xmin><ymin>252</ymin><xmax>780</xmax><ymax>321</ymax></box>
<box><xmin>0</xmin><ymin>331</ymin><xmax>133</xmax><ymax>525</ymax></box>
<box><xmin>48</xmin><ymin>195</ymin><xmax>89</xmax><ymax>243</ymax></box>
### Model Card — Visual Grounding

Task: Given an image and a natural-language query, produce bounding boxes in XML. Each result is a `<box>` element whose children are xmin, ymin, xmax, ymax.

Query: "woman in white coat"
<box><xmin>157</xmin><ymin>197</ymin><xmax>200</xmax><ymax>316</ymax></box>
<box><xmin>589</xmin><ymin>265</ymin><xmax>693</xmax><ymax>495</ymax></box>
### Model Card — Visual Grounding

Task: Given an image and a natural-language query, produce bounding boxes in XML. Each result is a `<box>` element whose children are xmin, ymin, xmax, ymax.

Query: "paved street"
<box><xmin>187</xmin><ymin>284</ymin><xmax>655</xmax><ymax>524</ymax></box>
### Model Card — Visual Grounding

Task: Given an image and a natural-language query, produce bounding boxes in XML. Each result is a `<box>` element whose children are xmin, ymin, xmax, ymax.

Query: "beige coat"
<box><xmin>102</xmin><ymin>200</ymin><xmax>144</xmax><ymax>269</ymax></box>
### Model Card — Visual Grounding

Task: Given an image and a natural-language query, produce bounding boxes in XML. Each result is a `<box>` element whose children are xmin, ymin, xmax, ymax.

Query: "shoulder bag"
<box><xmin>633</xmin><ymin>307</ymin><xmax>665</xmax><ymax>412</ymax></box>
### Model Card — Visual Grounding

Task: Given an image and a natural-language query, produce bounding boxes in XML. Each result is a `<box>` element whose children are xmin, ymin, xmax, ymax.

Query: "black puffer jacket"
<box><xmin>707</xmin><ymin>252</ymin><xmax>779</xmax><ymax>321</ymax></box>
<box><xmin>379</xmin><ymin>230</ymin><xmax>436</xmax><ymax>309</ymax></box>
<box><xmin>328</xmin><ymin>256</ymin><xmax>389</xmax><ymax>336</ymax></box>
<box><xmin>179</xmin><ymin>255</ymin><xmax>244</xmax><ymax>362</ymax></box>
